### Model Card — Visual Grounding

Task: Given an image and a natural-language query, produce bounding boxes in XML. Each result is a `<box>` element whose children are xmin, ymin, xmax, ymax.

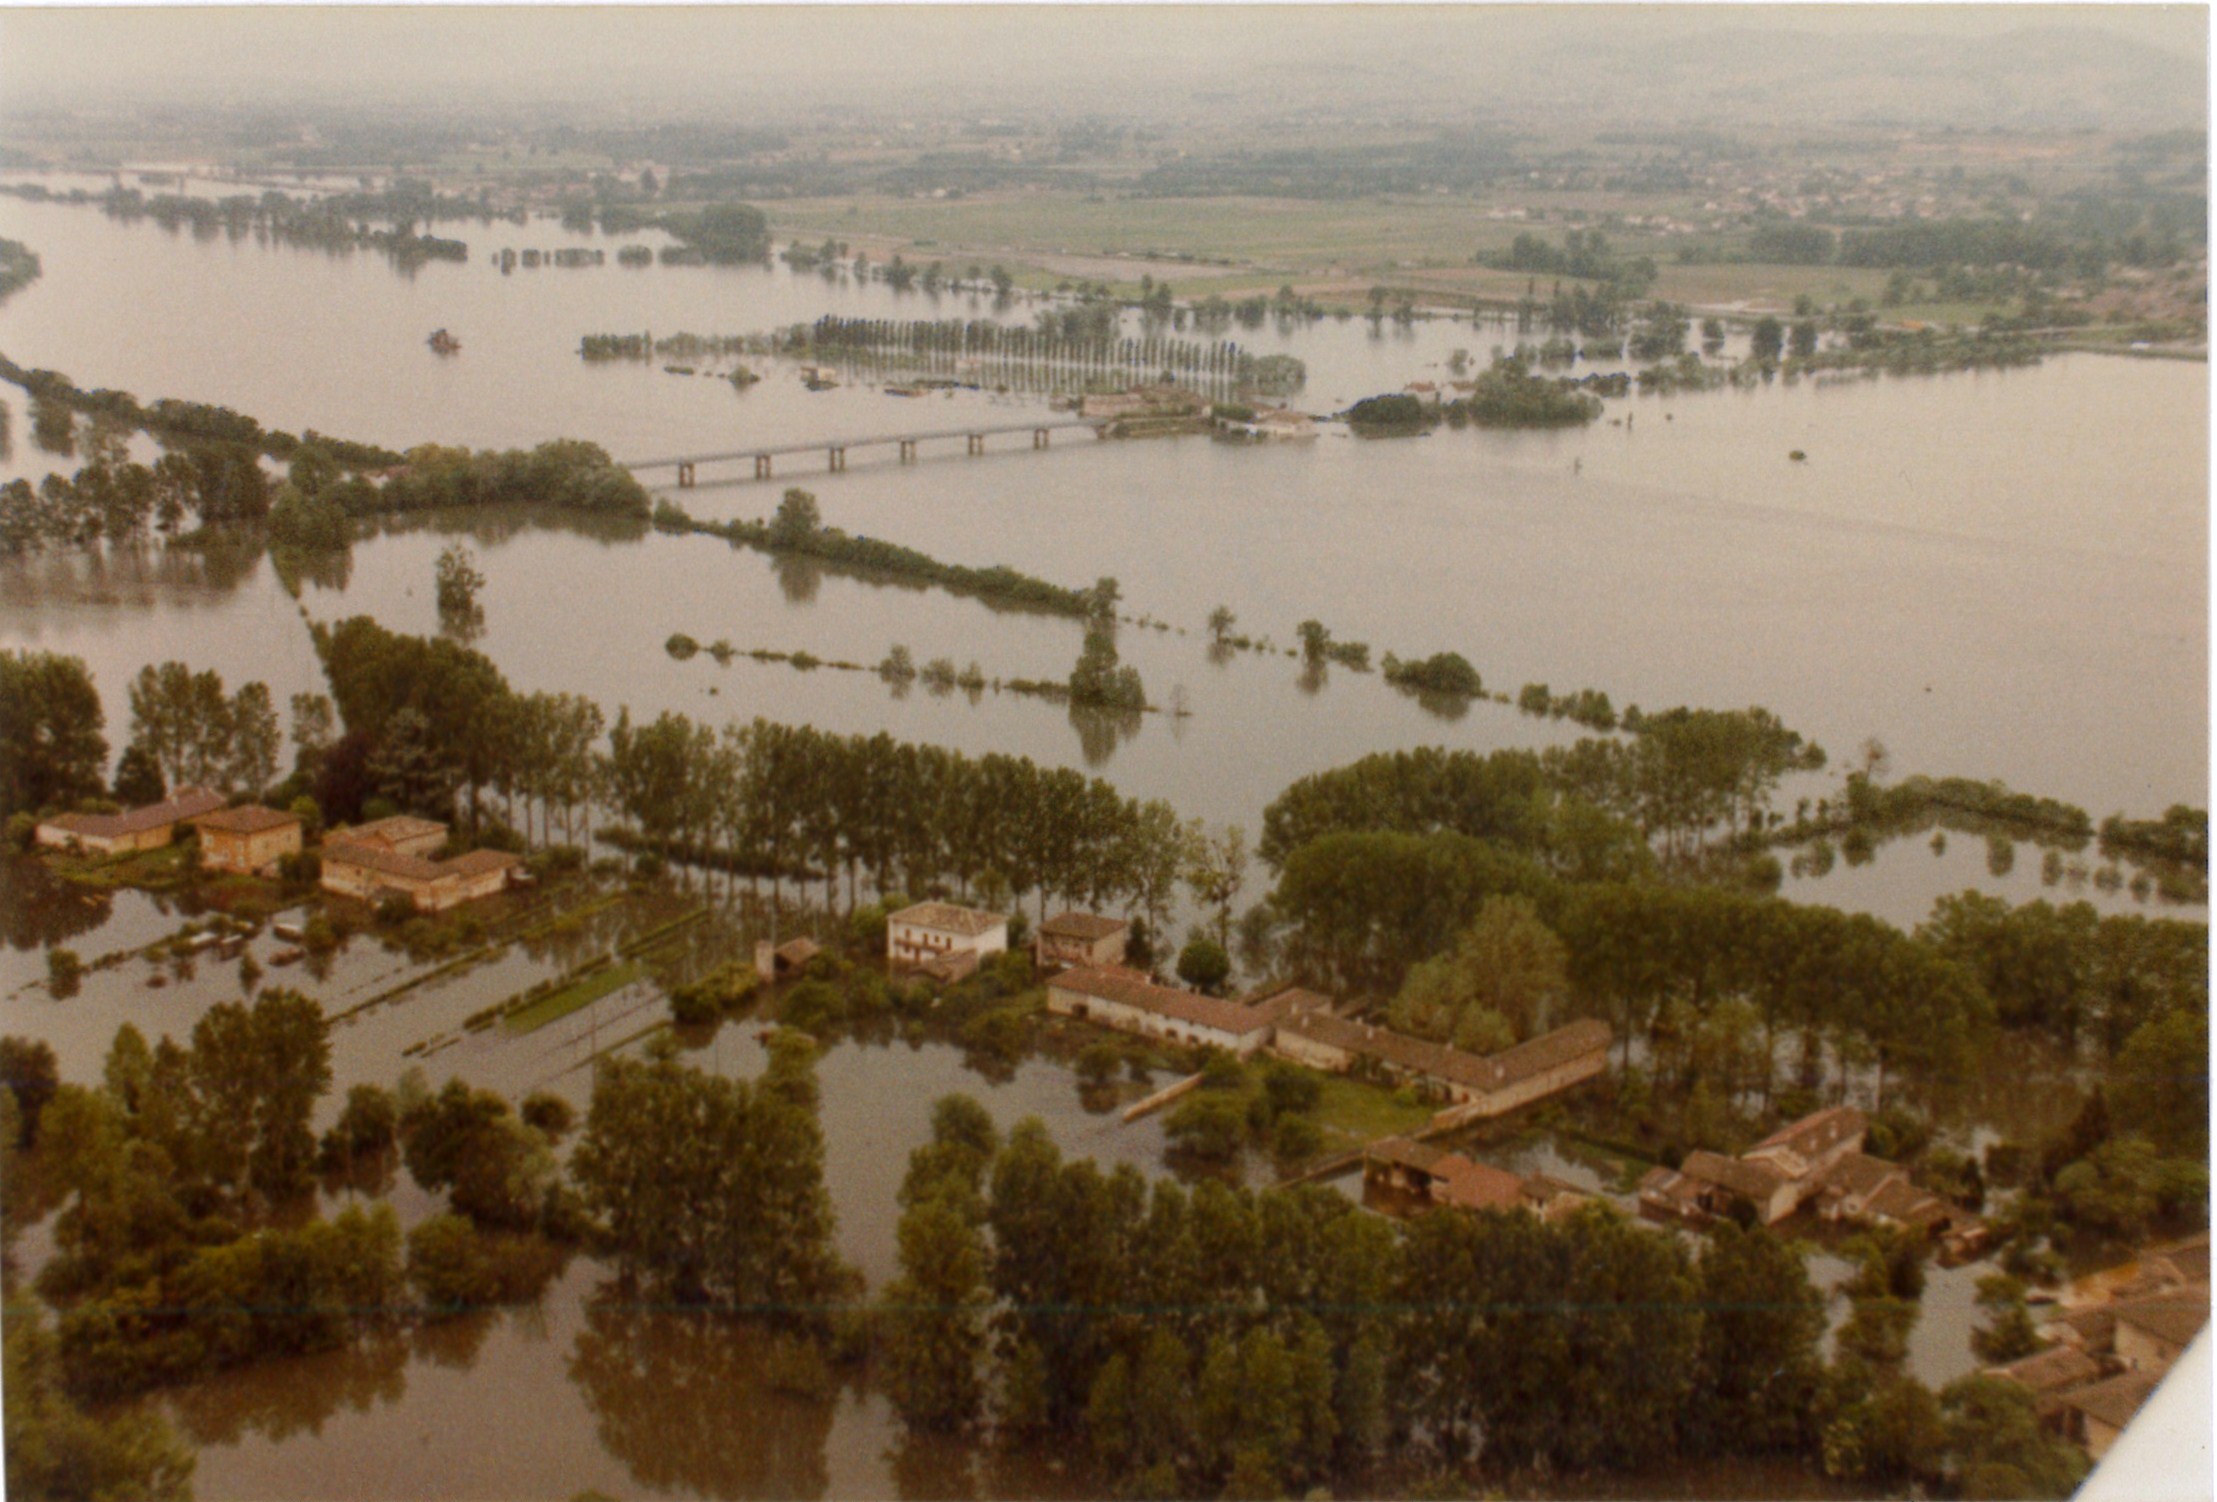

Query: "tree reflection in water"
<box><xmin>773</xmin><ymin>552</ymin><xmax>823</xmax><ymax>604</ymax></box>
<box><xmin>165</xmin><ymin>1326</ymin><xmax>412</xmax><ymax>1449</ymax></box>
<box><xmin>0</xmin><ymin>854</ymin><xmax>115</xmax><ymax>952</ymax></box>
<box><xmin>567</xmin><ymin>1290</ymin><xmax>836</xmax><ymax>1500</ymax></box>
<box><xmin>1068</xmin><ymin>704</ymin><xmax>1140</xmax><ymax>767</ymax></box>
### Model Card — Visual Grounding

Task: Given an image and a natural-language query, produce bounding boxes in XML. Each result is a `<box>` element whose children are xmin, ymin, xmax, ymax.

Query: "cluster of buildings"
<box><xmin>877</xmin><ymin>900</ymin><xmax>1615</xmax><ymax>1124</ymax></box>
<box><xmin>1363</xmin><ymin>1135</ymin><xmax>1591</xmax><ymax>1222</ymax></box>
<box><xmin>35</xmin><ymin>792</ymin><xmax>521</xmax><ymax>914</ymax></box>
<box><xmin>1636</xmin><ymin>1105</ymin><xmax>1985</xmax><ymax>1255</ymax></box>
<box><xmin>319</xmin><ymin>815</ymin><xmax>523</xmax><ymax>913</ymax></box>
<box><xmin>1990</xmin><ymin>1236</ymin><xmax>2209</xmax><ymax>1460</ymax></box>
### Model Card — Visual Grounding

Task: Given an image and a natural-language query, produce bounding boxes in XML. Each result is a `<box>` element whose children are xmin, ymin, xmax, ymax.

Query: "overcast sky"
<box><xmin>0</xmin><ymin>5</ymin><xmax>2205</xmax><ymax>126</ymax></box>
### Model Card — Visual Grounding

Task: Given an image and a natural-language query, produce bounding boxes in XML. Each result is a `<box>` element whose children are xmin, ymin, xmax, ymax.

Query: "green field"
<box><xmin>1310</xmin><ymin>1073</ymin><xmax>1438</xmax><ymax>1150</ymax></box>
<box><xmin>503</xmin><ymin>960</ymin><xmax>646</xmax><ymax>1035</ymax></box>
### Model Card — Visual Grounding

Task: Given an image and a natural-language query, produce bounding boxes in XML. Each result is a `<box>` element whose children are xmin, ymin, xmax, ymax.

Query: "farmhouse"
<box><xmin>321</xmin><ymin>819</ymin><xmax>521</xmax><ymax>913</ymax></box>
<box><xmin>1363</xmin><ymin>1138</ymin><xmax>1597</xmax><ymax>1221</ymax></box>
<box><xmin>1271</xmin><ymin>1011</ymin><xmax>1611</xmax><ymax>1119</ymax></box>
<box><xmin>2055</xmin><ymin>1372</ymin><xmax>2161</xmax><ymax>1460</ymax></box>
<box><xmin>36</xmin><ymin>786</ymin><xmax>226</xmax><ymax>856</ymax></box>
<box><xmin>1744</xmin><ymin>1105</ymin><xmax>1866</xmax><ymax>1181</ymax></box>
<box><xmin>1034</xmin><ymin>911</ymin><xmax>1130</xmax><ymax>972</ymax></box>
<box><xmin>191</xmin><ymin>804</ymin><xmax>304</xmax><ymax>875</ymax></box>
<box><xmin>1045</xmin><ymin>965</ymin><xmax>1292</xmax><ymax>1056</ymax></box>
<box><xmin>1639</xmin><ymin>1151</ymin><xmax>1802</xmax><ymax>1227</ymax></box>
<box><xmin>887</xmin><ymin>901</ymin><xmax>1008</xmax><ymax>979</ymax></box>
<box><xmin>1984</xmin><ymin>1345</ymin><xmax>2105</xmax><ymax>1422</ymax></box>
<box><xmin>1640</xmin><ymin>1104</ymin><xmax>1981</xmax><ymax>1242</ymax></box>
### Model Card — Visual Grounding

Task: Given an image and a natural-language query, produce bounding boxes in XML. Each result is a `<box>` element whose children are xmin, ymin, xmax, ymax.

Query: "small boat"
<box><xmin>885</xmin><ymin>384</ymin><xmax>925</xmax><ymax>397</ymax></box>
<box><xmin>427</xmin><ymin>328</ymin><xmax>461</xmax><ymax>354</ymax></box>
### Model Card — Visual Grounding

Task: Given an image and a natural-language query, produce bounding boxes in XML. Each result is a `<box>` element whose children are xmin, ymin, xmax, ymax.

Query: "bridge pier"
<box><xmin>1032</xmin><ymin>428</ymin><xmax>1050</xmax><ymax>449</ymax></box>
<box><xmin>967</xmin><ymin>433</ymin><xmax>985</xmax><ymax>456</ymax></box>
<box><xmin>898</xmin><ymin>439</ymin><xmax>917</xmax><ymax>463</ymax></box>
<box><xmin>753</xmin><ymin>454</ymin><xmax>772</xmax><ymax>480</ymax></box>
<box><xmin>828</xmin><ymin>446</ymin><xmax>847</xmax><ymax>473</ymax></box>
<box><xmin>677</xmin><ymin>462</ymin><xmax>696</xmax><ymax>488</ymax></box>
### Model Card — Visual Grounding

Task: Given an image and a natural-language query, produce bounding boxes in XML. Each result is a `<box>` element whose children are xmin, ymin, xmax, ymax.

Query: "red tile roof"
<box><xmin>329</xmin><ymin>814</ymin><xmax>446</xmax><ymax>850</ymax></box>
<box><xmin>1750</xmin><ymin>1105</ymin><xmax>1866</xmax><ymax>1161</ymax></box>
<box><xmin>1276</xmin><ymin>1014</ymin><xmax>1611</xmax><ymax>1096</ymax></box>
<box><xmin>1040</xmin><ymin>911</ymin><xmax>1129</xmax><ymax>940</ymax></box>
<box><xmin>2112</xmin><ymin>1289</ymin><xmax>2210</xmax><ymax>1351</ymax></box>
<box><xmin>192</xmin><ymin>804</ymin><xmax>302</xmax><ymax>835</ymax></box>
<box><xmin>890</xmin><ymin>901</ymin><xmax>1007</xmax><ymax>938</ymax></box>
<box><xmin>1433</xmin><ymin>1157</ymin><xmax>1528</xmax><ymax>1213</ymax></box>
<box><xmin>1680</xmin><ymin>1150</ymin><xmax>1789</xmax><ymax>1201</ymax></box>
<box><xmin>1050</xmin><ymin>966</ymin><xmax>1281</xmax><ymax>1038</ymax></box>
<box><xmin>2059</xmin><ymin>1370</ymin><xmax>2159</xmax><ymax>1430</ymax></box>
<box><xmin>46</xmin><ymin>786</ymin><xmax>225</xmax><ymax>839</ymax></box>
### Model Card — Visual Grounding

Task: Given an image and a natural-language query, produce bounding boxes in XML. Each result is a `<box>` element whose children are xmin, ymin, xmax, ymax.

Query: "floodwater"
<box><xmin>0</xmin><ymin>182</ymin><xmax>2205</xmax><ymax>1497</ymax></box>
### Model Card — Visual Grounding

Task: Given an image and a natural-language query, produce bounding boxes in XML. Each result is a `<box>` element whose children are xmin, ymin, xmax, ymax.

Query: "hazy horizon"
<box><xmin>0</xmin><ymin>4</ymin><xmax>2206</xmax><ymax>131</ymax></box>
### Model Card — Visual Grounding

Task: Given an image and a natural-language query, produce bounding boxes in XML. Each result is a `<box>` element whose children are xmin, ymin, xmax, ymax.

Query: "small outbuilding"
<box><xmin>1035</xmin><ymin>911</ymin><xmax>1130</xmax><ymax>972</ymax></box>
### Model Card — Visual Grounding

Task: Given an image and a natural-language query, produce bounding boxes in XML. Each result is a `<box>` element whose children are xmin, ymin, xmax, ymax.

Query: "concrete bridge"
<box><xmin>625</xmin><ymin>418</ymin><xmax>1103</xmax><ymax>486</ymax></box>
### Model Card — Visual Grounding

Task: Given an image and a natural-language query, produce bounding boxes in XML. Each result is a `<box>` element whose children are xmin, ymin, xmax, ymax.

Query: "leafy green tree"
<box><xmin>1969</xmin><ymin>1273</ymin><xmax>2044</xmax><ymax>1364</ymax></box>
<box><xmin>1938</xmin><ymin>1374</ymin><xmax>2086</xmax><ymax>1500</ymax></box>
<box><xmin>769</xmin><ymin>487</ymin><xmax>821</xmax><ymax>548</ymax></box>
<box><xmin>1750</xmin><ymin>316</ymin><xmax>1785</xmax><ymax>362</ymax></box>
<box><xmin>0</xmin><ymin>650</ymin><xmax>108</xmax><ymax>816</ymax></box>
<box><xmin>880</xmin><ymin>1188</ymin><xmax>991</xmax><ymax>1431</ymax></box>
<box><xmin>1685</xmin><ymin>1223</ymin><xmax>1826</xmax><ymax>1453</ymax></box>
<box><xmin>1175</xmin><ymin>934</ymin><xmax>1231</xmax><ymax>993</ymax></box>
<box><xmin>1389</xmin><ymin>894</ymin><xmax>1567</xmax><ymax>1045</ymax></box>
<box><xmin>434</xmin><ymin>544</ymin><xmax>485</xmax><ymax>637</ymax></box>
<box><xmin>109</xmin><ymin>744</ymin><xmax>164</xmax><ymax>807</ymax></box>
<box><xmin>3</xmin><ymin>1295</ymin><xmax>194</xmax><ymax>1501</ymax></box>
<box><xmin>0</xmin><ymin>1037</ymin><xmax>59</xmax><ymax>1148</ymax></box>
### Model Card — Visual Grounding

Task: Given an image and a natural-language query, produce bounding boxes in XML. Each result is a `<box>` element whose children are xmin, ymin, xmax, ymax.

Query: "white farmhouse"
<box><xmin>887</xmin><ymin>901</ymin><xmax>1009</xmax><ymax>979</ymax></box>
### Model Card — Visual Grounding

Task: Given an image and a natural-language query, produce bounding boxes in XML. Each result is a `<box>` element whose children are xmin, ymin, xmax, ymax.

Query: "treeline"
<box><xmin>1779</xmin><ymin>771</ymin><xmax>2206</xmax><ymax>904</ymax></box>
<box><xmin>0</xmin><ymin>428</ymin><xmax>648</xmax><ymax>558</ymax></box>
<box><xmin>1</xmin><ymin>449</ymin><xmax>275</xmax><ymax>554</ymax></box>
<box><xmin>657</xmin><ymin>488</ymin><xmax>1093</xmax><ymax>617</ymax></box>
<box><xmin>310</xmin><ymin>613</ymin><xmax>1227</xmax><ymax>927</ymax></box>
<box><xmin>1261</xmin><ymin>715</ymin><xmax>1825</xmax><ymax>873</ymax></box>
<box><xmin>658</xmin><ymin>202</ymin><xmax>771</xmax><ymax>263</ymax></box>
<box><xmin>1731</xmin><ymin>208</ymin><xmax>2203</xmax><ymax>275</ymax></box>
<box><xmin>0</xmin><ymin>354</ymin><xmax>400</xmax><ymax>467</ymax></box>
<box><xmin>1345</xmin><ymin>357</ymin><xmax>1604</xmax><ymax>432</ymax></box>
<box><xmin>580</xmin><ymin>331</ymin><xmax>765</xmax><ymax>362</ymax></box>
<box><xmin>872</xmin><ymin>1103</ymin><xmax>2085</xmax><ymax>1499</ymax></box>
<box><xmin>780</xmin><ymin>316</ymin><xmax>1306</xmax><ymax>397</ymax></box>
<box><xmin>88</xmin><ymin>184</ymin><xmax>468</xmax><ymax>265</ymax></box>
<box><xmin>365</xmin><ymin>439</ymin><xmax>652</xmax><ymax>519</ymax></box>
<box><xmin>1477</xmin><ymin>228</ymin><xmax>1657</xmax><ymax>294</ymax></box>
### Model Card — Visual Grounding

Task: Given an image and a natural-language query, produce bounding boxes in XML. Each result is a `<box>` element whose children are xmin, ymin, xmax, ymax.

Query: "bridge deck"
<box><xmin>625</xmin><ymin>417</ymin><xmax>1099</xmax><ymax>471</ymax></box>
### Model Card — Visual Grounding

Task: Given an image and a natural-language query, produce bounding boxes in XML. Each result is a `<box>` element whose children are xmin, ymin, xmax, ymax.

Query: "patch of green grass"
<box><xmin>503</xmin><ymin>960</ymin><xmax>646</xmax><ymax>1035</ymax></box>
<box><xmin>1309</xmin><ymin>1074</ymin><xmax>1437</xmax><ymax>1148</ymax></box>
<box><xmin>47</xmin><ymin>842</ymin><xmax>192</xmax><ymax>892</ymax></box>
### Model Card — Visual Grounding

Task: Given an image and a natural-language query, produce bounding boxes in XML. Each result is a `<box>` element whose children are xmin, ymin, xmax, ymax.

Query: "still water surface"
<box><xmin>0</xmin><ymin>186</ymin><xmax>2203</xmax><ymax>1497</ymax></box>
